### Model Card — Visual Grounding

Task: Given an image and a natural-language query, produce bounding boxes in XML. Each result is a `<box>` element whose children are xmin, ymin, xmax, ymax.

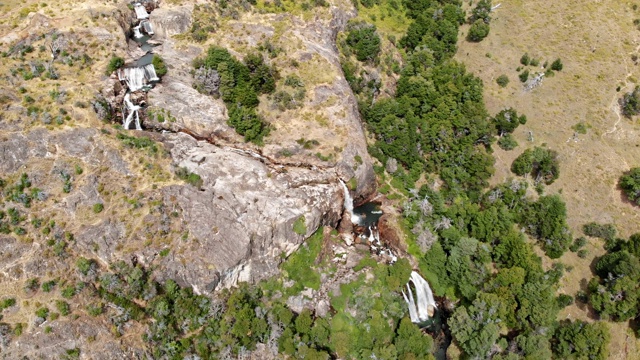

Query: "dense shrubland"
<box><xmin>192</xmin><ymin>46</ymin><xmax>276</xmax><ymax>144</ymax></box>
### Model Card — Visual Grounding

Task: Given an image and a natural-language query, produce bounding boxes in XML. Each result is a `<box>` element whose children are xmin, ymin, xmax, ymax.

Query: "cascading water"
<box><xmin>134</xmin><ymin>4</ymin><xmax>149</xmax><ymax>20</ymax></box>
<box><xmin>141</xmin><ymin>20</ymin><xmax>154</xmax><ymax>35</ymax></box>
<box><xmin>133</xmin><ymin>25</ymin><xmax>143</xmax><ymax>39</ymax></box>
<box><xmin>143</xmin><ymin>64</ymin><xmax>159</xmax><ymax>82</ymax></box>
<box><xmin>124</xmin><ymin>67</ymin><xmax>146</xmax><ymax>92</ymax></box>
<box><xmin>402</xmin><ymin>271</ymin><xmax>437</xmax><ymax>323</ymax></box>
<box><xmin>340</xmin><ymin>180</ymin><xmax>360</xmax><ymax>224</ymax></box>
<box><xmin>123</xmin><ymin>93</ymin><xmax>142</xmax><ymax>130</ymax></box>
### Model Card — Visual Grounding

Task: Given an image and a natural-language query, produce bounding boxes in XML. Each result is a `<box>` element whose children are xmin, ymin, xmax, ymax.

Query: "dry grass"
<box><xmin>456</xmin><ymin>1</ymin><xmax>640</xmax><ymax>358</ymax></box>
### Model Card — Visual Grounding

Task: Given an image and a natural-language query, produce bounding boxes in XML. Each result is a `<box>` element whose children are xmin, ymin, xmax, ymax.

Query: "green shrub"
<box><xmin>519</xmin><ymin>69</ymin><xmax>530</xmax><ymax>83</ymax></box>
<box><xmin>619</xmin><ymin>167</ymin><xmax>640</xmax><ymax>205</ymax></box>
<box><xmin>106</xmin><ymin>56</ymin><xmax>124</xmax><ymax>75</ymax></box>
<box><xmin>497</xmin><ymin>134</ymin><xmax>518</xmax><ymax>150</ymax></box>
<box><xmin>92</xmin><ymin>203</ymin><xmax>104</xmax><ymax>213</ymax></box>
<box><xmin>346</xmin><ymin>22</ymin><xmax>381</xmax><ymax>62</ymax></box>
<box><xmin>0</xmin><ymin>298</ymin><xmax>16</xmax><ymax>311</ymax></box>
<box><xmin>152</xmin><ymin>55</ymin><xmax>167</xmax><ymax>77</ymax></box>
<box><xmin>467</xmin><ymin>20</ymin><xmax>490</xmax><ymax>42</ymax></box>
<box><xmin>551</xmin><ymin>58</ymin><xmax>563</xmax><ymax>71</ymax></box>
<box><xmin>583</xmin><ymin>223</ymin><xmax>616</xmax><ymax>241</ymax></box>
<box><xmin>511</xmin><ymin>147</ymin><xmax>559</xmax><ymax>184</ymax></box>
<box><xmin>35</xmin><ymin>307</ymin><xmax>49</xmax><ymax>319</ymax></box>
<box><xmin>42</xmin><ymin>280</ymin><xmax>57</xmax><ymax>292</ymax></box>
<box><xmin>56</xmin><ymin>300</ymin><xmax>71</xmax><ymax>316</ymax></box>
<box><xmin>496</xmin><ymin>74</ymin><xmax>509</xmax><ymax>87</ymax></box>
<box><xmin>195</xmin><ymin>46</ymin><xmax>273</xmax><ymax>144</ymax></box>
<box><xmin>520</xmin><ymin>53</ymin><xmax>530</xmax><ymax>66</ymax></box>
<box><xmin>86</xmin><ymin>303</ymin><xmax>104</xmax><ymax>317</ymax></box>
<box><xmin>175</xmin><ymin>167</ymin><xmax>203</xmax><ymax>188</ymax></box>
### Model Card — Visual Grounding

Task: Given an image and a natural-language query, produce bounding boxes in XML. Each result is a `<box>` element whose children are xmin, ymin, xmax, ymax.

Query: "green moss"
<box><xmin>282</xmin><ymin>228</ymin><xmax>323</xmax><ymax>292</ymax></box>
<box><xmin>293</xmin><ymin>216</ymin><xmax>307</xmax><ymax>235</ymax></box>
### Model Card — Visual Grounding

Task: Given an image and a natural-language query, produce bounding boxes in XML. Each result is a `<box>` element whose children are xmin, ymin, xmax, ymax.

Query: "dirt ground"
<box><xmin>456</xmin><ymin>0</ymin><xmax>640</xmax><ymax>358</ymax></box>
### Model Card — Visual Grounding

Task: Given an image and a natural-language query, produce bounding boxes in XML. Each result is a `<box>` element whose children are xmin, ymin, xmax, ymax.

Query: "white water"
<box><xmin>402</xmin><ymin>271</ymin><xmax>437</xmax><ymax>323</ymax></box>
<box><xmin>133</xmin><ymin>25</ymin><xmax>143</xmax><ymax>39</ymax></box>
<box><xmin>143</xmin><ymin>64</ymin><xmax>159</xmax><ymax>82</ymax></box>
<box><xmin>134</xmin><ymin>4</ymin><xmax>149</xmax><ymax>19</ymax></box>
<box><xmin>124</xmin><ymin>67</ymin><xmax>146</xmax><ymax>92</ymax></box>
<box><xmin>123</xmin><ymin>93</ymin><xmax>142</xmax><ymax>130</ymax></box>
<box><xmin>340</xmin><ymin>180</ymin><xmax>360</xmax><ymax>224</ymax></box>
<box><xmin>141</xmin><ymin>20</ymin><xmax>154</xmax><ymax>35</ymax></box>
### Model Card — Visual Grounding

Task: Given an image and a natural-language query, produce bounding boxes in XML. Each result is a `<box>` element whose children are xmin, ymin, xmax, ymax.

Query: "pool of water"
<box><xmin>353</xmin><ymin>202</ymin><xmax>383</xmax><ymax>227</ymax></box>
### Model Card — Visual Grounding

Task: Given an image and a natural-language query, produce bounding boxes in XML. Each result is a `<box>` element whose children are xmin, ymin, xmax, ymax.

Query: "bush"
<box><xmin>519</xmin><ymin>69</ymin><xmax>530</xmax><ymax>83</ymax></box>
<box><xmin>195</xmin><ymin>46</ymin><xmax>273</xmax><ymax>144</ymax></box>
<box><xmin>511</xmin><ymin>147</ymin><xmax>560</xmax><ymax>184</ymax></box>
<box><xmin>496</xmin><ymin>74</ymin><xmax>509</xmax><ymax>87</ymax></box>
<box><xmin>346</xmin><ymin>22</ymin><xmax>381</xmax><ymax>62</ymax></box>
<box><xmin>621</xmin><ymin>87</ymin><xmax>640</xmax><ymax>117</ymax></box>
<box><xmin>467</xmin><ymin>20</ymin><xmax>490</xmax><ymax>42</ymax></box>
<box><xmin>619</xmin><ymin>167</ymin><xmax>640</xmax><ymax>205</ymax></box>
<box><xmin>152</xmin><ymin>55</ymin><xmax>167</xmax><ymax>78</ymax></box>
<box><xmin>570</xmin><ymin>237</ymin><xmax>588</xmax><ymax>252</ymax></box>
<box><xmin>35</xmin><ymin>307</ymin><xmax>49</xmax><ymax>319</ymax></box>
<box><xmin>583</xmin><ymin>223</ymin><xmax>616</xmax><ymax>241</ymax></box>
<box><xmin>93</xmin><ymin>203</ymin><xmax>104</xmax><ymax>213</ymax></box>
<box><xmin>497</xmin><ymin>134</ymin><xmax>518</xmax><ymax>150</ymax></box>
<box><xmin>106</xmin><ymin>56</ymin><xmax>124</xmax><ymax>75</ymax></box>
<box><xmin>520</xmin><ymin>53</ymin><xmax>530</xmax><ymax>66</ymax></box>
<box><xmin>56</xmin><ymin>300</ymin><xmax>71</xmax><ymax>316</ymax></box>
<box><xmin>551</xmin><ymin>58</ymin><xmax>563</xmax><ymax>71</ymax></box>
<box><xmin>175</xmin><ymin>167</ymin><xmax>203</xmax><ymax>188</ymax></box>
<box><xmin>557</xmin><ymin>294</ymin><xmax>574</xmax><ymax>308</ymax></box>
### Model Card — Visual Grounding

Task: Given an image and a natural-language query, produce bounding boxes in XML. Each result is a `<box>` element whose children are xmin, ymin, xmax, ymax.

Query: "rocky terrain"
<box><xmin>0</xmin><ymin>0</ymin><xmax>382</xmax><ymax>357</ymax></box>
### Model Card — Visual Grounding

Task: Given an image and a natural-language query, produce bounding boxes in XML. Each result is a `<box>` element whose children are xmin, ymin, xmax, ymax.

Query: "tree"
<box><xmin>550</xmin><ymin>58</ymin><xmax>563</xmax><ymax>71</ymax></box>
<box><xmin>519</xmin><ymin>195</ymin><xmax>572</xmax><ymax>258</ymax></box>
<box><xmin>493</xmin><ymin>108</ymin><xmax>527</xmax><ymax>135</ymax></box>
<box><xmin>619</xmin><ymin>167</ymin><xmax>640</xmax><ymax>204</ymax></box>
<box><xmin>496</xmin><ymin>74</ymin><xmax>509</xmax><ymax>88</ymax></box>
<box><xmin>511</xmin><ymin>147</ymin><xmax>559</xmax><ymax>185</ymax></box>
<box><xmin>346</xmin><ymin>22</ymin><xmax>381</xmax><ymax>62</ymax></box>
<box><xmin>553</xmin><ymin>320</ymin><xmax>609</xmax><ymax>360</ymax></box>
<box><xmin>450</xmin><ymin>293</ymin><xmax>502</xmax><ymax>358</ymax></box>
<box><xmin>467</xmin><ymin>20</ymin><xmax>490</xmax><ymax>42</ymax></box>
<box><xmin>621</xmin><ymin>87</ymin><xmax>640</xmax><ymax>117</ymax></box>
<box><xmin>470</xmin><ymin>0</ymin><xmax>492</xmax><ymax>24</ymax></box>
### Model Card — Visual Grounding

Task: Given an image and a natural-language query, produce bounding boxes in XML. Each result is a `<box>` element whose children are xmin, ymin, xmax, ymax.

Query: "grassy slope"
<box><xmin>456</xmin><ymin>1</ymin><xmax>640</xmax><ymax>358</ymax></box>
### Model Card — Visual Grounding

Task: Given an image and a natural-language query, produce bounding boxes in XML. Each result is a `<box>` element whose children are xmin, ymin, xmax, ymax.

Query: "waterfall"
<box><xmin>133</xmin><ymin>25</ymin><xmax>143</xmax><ymax>39</ymax></box>
<box><xmin>141</xmin><ymin>20</ymin><xmax>154</xmax><ymax>35</ymax></box>
<box><xmin>123</xmin><ymin>93</ymin><xmax>142</xmax><ymax>130</ymax></box>
<box><xmin>124</xmin><ymin>67</ymin><xmax>146</xmax><ymax>92</ymax></box>
<box><xmin>143</xmin><ymin>64</ymin><xmax>159</xmax><ymax>82</ymax></box>
<box><xmin>340</xmin><ymin>180</ymin><xmax>360</xmax><ymax>224</ymax></box>
<box><xmin>402</xmin><ymin>271</ymin><xmax>437</xmax><ymax>323</ymax></box>
<box><xmin>134</xmin><ymin>4</ymin><xmax>149</xmax><ymax>20</ymax></box>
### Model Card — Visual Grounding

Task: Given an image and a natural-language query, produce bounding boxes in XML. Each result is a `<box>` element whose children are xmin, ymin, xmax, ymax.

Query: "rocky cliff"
<box><xmin>0</xmin><ymin>1</ymin><xmax>376</xmax><ymax>355</ymax></box>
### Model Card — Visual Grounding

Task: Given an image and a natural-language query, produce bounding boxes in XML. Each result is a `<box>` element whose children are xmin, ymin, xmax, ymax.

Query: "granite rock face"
<box><xmin>106</xmin><ymin>1</ymin><xmax>378</xmax><ymax>288</ymax></box>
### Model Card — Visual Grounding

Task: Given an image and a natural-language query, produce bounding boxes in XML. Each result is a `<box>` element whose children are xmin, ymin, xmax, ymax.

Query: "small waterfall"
<box><xmin>340</xmin><ymin>180</ymin><xmax>360</xmax><ymax>224</ymax></box>
<box><xmin>141</xmin><ymin>20</ymin><xmax>154</xmax><ymax>35</ymax></box>
<box><xmin>123</xmin><ymin>93</ymin><xmax>142</xmax><ymax>130</ymax></box>
<box><xmin>133</xmin><ymin>25</ymin><xmax>143</xmax><ymax>39</ymax></box>
<box><xmin>124</xmin><ymin>67</ymin><xmax>146</xmax><ymax>92</ymax></box>
<box><xmin>143</xmin><ymin>64</ymin><xmax>159</xmax><ymax>82</ymax></box>
<box><xmin>134</xmin><ymin>4</ymin><xmax>149</xmax><ymax>20</ymax></box>
<box><xmin>402</xmin><ymin>271</ymin><xmax>437</xmax><ymax>323</ymax></box>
